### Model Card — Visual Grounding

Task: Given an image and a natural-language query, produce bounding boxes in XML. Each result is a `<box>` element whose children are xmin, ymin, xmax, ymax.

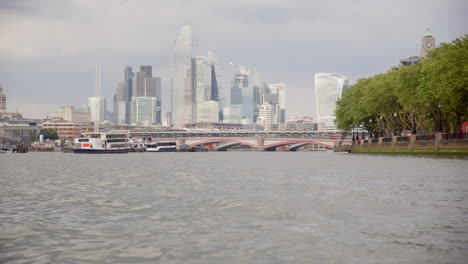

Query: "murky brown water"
<box><xmin>0</xmin><ymin>152</ymin><xmax>467</xmax><ymax>263</ymax></box>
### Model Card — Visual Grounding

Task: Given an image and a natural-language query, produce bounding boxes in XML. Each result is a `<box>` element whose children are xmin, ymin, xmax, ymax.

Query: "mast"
<box><xmin>94</xmin><ymin>65</ymin><xmax>101</xmax><ymax>133</ymax></box>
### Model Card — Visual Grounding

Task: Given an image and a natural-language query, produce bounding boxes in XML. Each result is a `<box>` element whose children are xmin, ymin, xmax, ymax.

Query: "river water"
<box><xmin>0</xmin><ymin>152</ymin><xmax>467</xmax><ymax>263</ymax></box>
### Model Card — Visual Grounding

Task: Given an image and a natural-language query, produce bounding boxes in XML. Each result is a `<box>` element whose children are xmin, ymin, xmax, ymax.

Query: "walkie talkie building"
<box><xmin>314</xmin><ymin>73</ymin><xmax>349</xmax><ymax>131</ymax></box>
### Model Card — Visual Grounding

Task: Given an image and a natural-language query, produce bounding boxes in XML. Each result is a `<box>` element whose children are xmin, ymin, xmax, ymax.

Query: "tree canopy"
<box><xmin>39</xmin><ymin>128</ymin><xmax>59</xmax><ymax>140</ymax></box>
<box><xmin>336</xmin><ymin>35</ymin><xmax>468</xmax><ymax>136</ymax></box>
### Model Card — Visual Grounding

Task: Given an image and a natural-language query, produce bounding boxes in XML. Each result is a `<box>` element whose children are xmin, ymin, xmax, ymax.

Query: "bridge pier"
<box><xmin>257</xmin><ymin>137</ymin><xmax>265</xmax><ymax>151</ymax></box>
<box><xmin>178</xmin><ymin>138</ymin><xmax>186</xmax><ymax>146</ymax></box>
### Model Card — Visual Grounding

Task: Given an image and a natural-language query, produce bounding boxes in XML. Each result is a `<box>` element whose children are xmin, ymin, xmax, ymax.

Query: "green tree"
<box><xmin>336</xmin><ymin>34</ymin><xmax>468</xmax><ymax>134</ymax></box>
<box><xmin>39</xmin><ymin>128</ymin><xmax>59</xmax><ymax>140</ymax></box>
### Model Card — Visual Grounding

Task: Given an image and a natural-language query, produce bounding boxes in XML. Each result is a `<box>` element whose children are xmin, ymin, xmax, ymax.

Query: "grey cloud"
<box><xmin>0</xmin><ymin>0</ymin><xmax>467</xmax><ymax>118</ymax></box>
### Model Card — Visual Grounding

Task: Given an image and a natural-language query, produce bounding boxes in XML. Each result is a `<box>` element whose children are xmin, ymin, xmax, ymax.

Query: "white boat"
<box><xmin>146</xmin><ymin>142</ymin><xmax>178</xmax><ymax>152</ymax></box>
<box><xmin>73</xmin><ymin>131</ymin><xmax>130</xmax><ymax>154</ymax></box>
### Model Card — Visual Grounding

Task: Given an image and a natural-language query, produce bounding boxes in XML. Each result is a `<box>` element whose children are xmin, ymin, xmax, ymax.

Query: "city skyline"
<box><xmin>0</xmin><ymin>0</ymin><xmax>466</xmax><ymax>119</ymax></box>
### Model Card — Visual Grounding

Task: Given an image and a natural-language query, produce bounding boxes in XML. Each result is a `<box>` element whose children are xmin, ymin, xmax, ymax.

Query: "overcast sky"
<box><xmin>0</xmin><ymin>0</ymin><xmax>466</xmax><ymax>119</ymax></box>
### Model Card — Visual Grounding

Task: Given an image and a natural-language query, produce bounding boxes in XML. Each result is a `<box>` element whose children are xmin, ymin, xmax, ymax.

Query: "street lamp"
<box><xmin>437</xmin><ymin>104</ymin><xmax>443</xmax><ymax>133</ymax></box>
<box><xmin>393</xmin><ymin>112</ymin><xmax>398</xmax><ymax>136</ymax></box>
<box><xmin>361</xmin><ymin>123</ymin><xmax>365</xmax><ymax>140</ymax></box>
<box><xmin>369</xmin><ymin>119</ymin><xmax>373</xmax><ymax>138</ymax></box>
<box><xmin>412</xmin><ymin>110</ymin><xmax>417</xmax><ymax>135</ymax></box>
<box><xmin>379</xmin><ymin>116</ymin><xmax>383</xmax><ymax>137</ymax></box>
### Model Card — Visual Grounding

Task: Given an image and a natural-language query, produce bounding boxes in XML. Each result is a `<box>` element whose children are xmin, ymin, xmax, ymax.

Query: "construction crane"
<box><xmin>229</xmin><ymin>62</ymin><xmax>249</xmax><ymax>75</ymax></box>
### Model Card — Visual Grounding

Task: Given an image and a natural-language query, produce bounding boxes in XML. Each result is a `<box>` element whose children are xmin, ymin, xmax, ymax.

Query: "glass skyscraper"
<box><xmin>131</xmin><ymin>96</ymin><xmax>157</xmax><ymax>125</ymax></box>
<box><xmin>314</xmin><ymin>73</ymin><xmax>349</xmax><ymax>131</ymax></box>
<box><xmin>171</xmin><ymin>24</ymin><xmax>194</xmax><ymax>128</ymax></box>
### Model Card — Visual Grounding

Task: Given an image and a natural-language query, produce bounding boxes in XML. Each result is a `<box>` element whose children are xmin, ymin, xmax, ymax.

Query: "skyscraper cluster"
<box><xmin>112</xmin><ymin>65</ymin><xmax>162</xmax><ymax>125</ymax></box>
<box><xmin>223</xmin><ymin>66</ymin><xmax>286</xmax><ymax>130</ymax></box>
<box><xmin>170</xmin><ymin>24</ymin><xmax>286</xmax><ymax>129</ymax></box>
<box><xmin>170</xmin><ymin>25</ymin><xmax>223</xmax><ymax>128</ymax></box>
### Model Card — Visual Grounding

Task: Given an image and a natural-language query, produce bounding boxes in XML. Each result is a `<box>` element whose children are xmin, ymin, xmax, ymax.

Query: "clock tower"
<box><xmin>420</xmin><ymin>27</ymin><xmax>435</xmax><ymax>58</ymax></box>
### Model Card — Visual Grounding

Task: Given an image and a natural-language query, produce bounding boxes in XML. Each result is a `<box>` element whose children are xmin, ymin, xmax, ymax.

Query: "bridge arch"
<box><xmin>263</xmin><ymin>140</ymin><xmax>334</xmax><ymax>151</ymax></box>
<box><xmin>188</xmin><ymin>139</ymin><xmax>259</xmax><ymax>150</ymax></box>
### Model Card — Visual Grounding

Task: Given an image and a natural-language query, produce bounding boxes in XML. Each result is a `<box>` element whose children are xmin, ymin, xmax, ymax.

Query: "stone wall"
<box><xmin>336</xmin><ymin>133</ymin><xmax>468</xmax><ymax>154</ymax></box>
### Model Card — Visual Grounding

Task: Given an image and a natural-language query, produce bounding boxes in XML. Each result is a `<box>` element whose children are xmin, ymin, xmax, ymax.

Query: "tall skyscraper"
<box><xmin>230</xmin><ymin>74</ymin><xmax>246</xmax><ymax>105</ymax></box>
<box><xmin>193</xmin><ymin>53</ymin><xmax>221</xmax><ymax>123</ymax></box>
<box><xmin>124</xmin><ymin>66</ymin><xmax>134</xmax><ymax>102</ymax></box>
<box><xmin>314</xmin><ymin>73</ymin><xmax>349</xmax><ymax>131</ymax></box>
<box><xmin>268</xmin><ymin>83</ymin><xmax>286</xmax><ymax>123</ymax></box>
<box><xmin>88</xmin><ymin>97</ymin><xmax>106</xmax><ymax>123</ymax></box>
<box><xmin>195</xmin><ymin>56</ymin><xmax>211</xmax><ymax>103</ymax></box>
<box><xmin>124</xmin><ymin>66</ymin><xmax>134</xmax><ymax>124</ymax></box>
<box><xmin>171</xmin><ymin>24</ymin><xmax>194</xmax><ymax>128</ymax></box>
<box><xmin>112</xmin><ymin>82</ymin><xmax>126</xmax><ymax>124</ymax></box>
<box><xmin>133</xmin><ymin>71</ymin><xmax>146</xmax><ymax>97</ymax></box>
<box><xmin>131</xmin><ymin>96</ymin><xmax>158</xmax><ymax>125</ymax></box>
<box><xmin>140</xmin><ymin>65</ymin><xmax>152</xmax><ymax>78</ymax></box>
<box><xmin>0</xmin><ymin>84</ymin><xmax>6</xmax><ymax>113</ymax></box>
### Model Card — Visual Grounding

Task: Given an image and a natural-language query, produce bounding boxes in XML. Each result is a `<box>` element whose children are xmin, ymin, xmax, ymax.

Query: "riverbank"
<box><xmin>335</xmin><ymin>132</ymin><xmax>468</xmax><ymax>155</ymax></box>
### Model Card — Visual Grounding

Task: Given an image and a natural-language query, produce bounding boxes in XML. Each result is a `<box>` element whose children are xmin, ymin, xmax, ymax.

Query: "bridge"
<box><xmin>129</xmin><ymin>131</ymin><xmax>350</xmax><ymax>151</ymax></box>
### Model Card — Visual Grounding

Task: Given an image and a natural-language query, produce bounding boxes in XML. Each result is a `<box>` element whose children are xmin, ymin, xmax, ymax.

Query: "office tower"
<box><xmin>171</xmin><ymin>24</ymin><xmax>194</xmax><ymax>128</ymax></box>
<box><xmin>194</xmin><ymin>53</ymin><xmax>221</xmax><ymax>123</ymax></box>
<box><xmin>268</xmin><ymin>83</ymin><xmax>286</xmax><ymax>123</ymax></box>
<box><xmin>112</xmin><ymin>82</ymin><xmax>125</xmax><ymax>124</ymax></box>
<box><xmin>211</xmin><ymin>64</ymin><xmax>219</xmax><ymax>101</ymax></box>
<box><xmin>420</xmin><ymin>27</ymin><xmax>436</xmax><ymax>58</ymax></box>
<box><xmin>256</xmin><ymin>102</ymin><xmax>275</xmax><ymax>130</ymax></box>
<box><xmin>140</xmin><ymin>65</ymin><xmax>152</xmax><ymax>78</ymax></box>
<box><xmin>133</xmin><ymin>71</ymin><xmax>146</xmax><ymax>97</ymax></box>
<box><xmin>131</xmin><ymin>96</ymin><xmax>157</xmax><ymax>125</ymax></box>
<box><xmin>88</xmin><ymin>97</ymin><xmax>106</xmax><ymax>123</ymax></box>
<box><xmin>0</xmin><ymin>85</ymin><xmax>6</xmax><ymax>113</ymax></box>
<box><xmin>124</xmin><ymin>66</ymin><xmax>134</xmax><ymax>102</ymax></box>
<box><xmin>124</xmin><ymin>66</ymin><xmax>134</xmax><ymax>123</ymax></box>
<box><xmin>223</xmin><ymin>105</ymin><xmax>242</xmax><ymax>123</ymax></box>
<box><xmin>241</xmin><ymin>84</ymin><xmax>254</xmax><ymax>124</ymax></box>
<box><xmin>314</xmin><ymin>73</ymin><xmax>349</xmax><ymax>131</ymax></box>
<box><xmin>230</xmin><ymin>75</ymin><xmax>245</xmax><ymax>105</ymax></box>
<box><xmin>115</xmin><ymin>102</ymin><xmax>127</xmax><ymax>125</ymax></box>
<box><xmin>196</xmin><ymin>101</ymin><xmax>220</xmax><ymax>123</ymax></box>
<box><xmin>195</xmin><ymin>56</ymin><xmax>211</xmax><ymax>102</ymax></box>
<box><xmin>155</xmin><ymin>77</ymin><xmax>162</xmax><ymax>124</ymax></box>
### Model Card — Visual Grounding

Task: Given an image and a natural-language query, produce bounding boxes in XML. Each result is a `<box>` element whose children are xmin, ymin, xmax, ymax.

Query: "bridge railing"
<box><xmin>130</xmin><ymin>131</ymin><xmax>335</xmax><ymax>140</ymax></box>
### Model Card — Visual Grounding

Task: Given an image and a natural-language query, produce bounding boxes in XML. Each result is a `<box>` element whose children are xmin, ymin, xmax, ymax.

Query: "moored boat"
<box><xmin>72</xmin><ymin>130</ymin><xmax>130</xmax><ymax>154</ymax></box>
<box><xmin>146</xmin><ymin>142</ymin><xmax>178</xmax><ymax>152</ymax></box>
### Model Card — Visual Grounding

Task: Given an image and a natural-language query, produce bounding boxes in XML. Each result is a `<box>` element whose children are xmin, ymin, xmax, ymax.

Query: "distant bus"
<box><xmin>146</xmin><ymin>142</ymin><xmax>178</xmax><ymax>152</ymax></box>
<box><xmin>329</xmin><ymin>135</ymin><xmax>344</xmax><ymax>140</ymax></box>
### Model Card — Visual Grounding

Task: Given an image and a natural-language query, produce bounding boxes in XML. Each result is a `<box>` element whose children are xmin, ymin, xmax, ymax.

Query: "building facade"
<box><xmin>267</xmin><ymin>83</ymin><xmax>286</xmax><ymax>123</ymax></box>
<box><xmin>51</xmin><ymin>106</ymin><xmax>90</xmax><ymax>123</ymax></box>
<box><xmin>256</xmin><ymin>102</ymin><xmax>275</xmax><ymax>130</ymax></box>
<box><xmin>131</xmin><ymin>96</ymin><xmax>157</xmax><ymax>125</ymax></box>
<box><xmin>314</xmin><ymin>73</ymin><xmax>349</xmax><ymax>132</ymax></box>
<box><xmin>88</xmin><ymin>97</ymin><xmax>106</xmax><ymax>123</ymax></box>
<box><xmin>196</xmin><ymin>101</ymin><xmax>220</xmax><ymax>123</ymax></box>
<box><xmin>193</xmin><ymin>52</ymin><xmax>221</xmax><ymax>123</ymax></box>
<box><xmin>42</xmin><ymin>121</ymin><xmax>82</xmax><ymax>140</ymax></box>
<box><xmin>171</xmin><ymin>24</ymin><xmax>195</xmax><ymax>128</ymax></box>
